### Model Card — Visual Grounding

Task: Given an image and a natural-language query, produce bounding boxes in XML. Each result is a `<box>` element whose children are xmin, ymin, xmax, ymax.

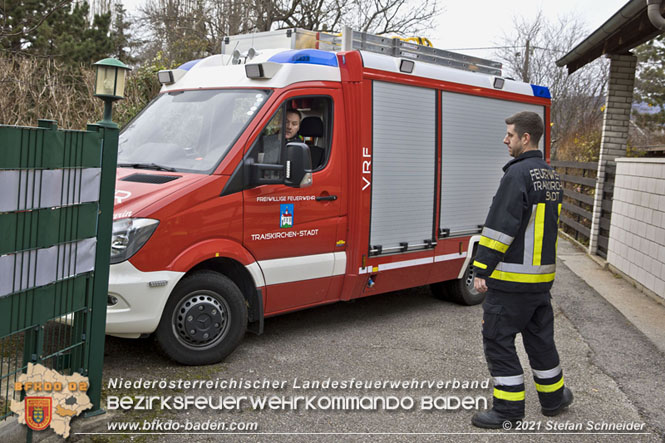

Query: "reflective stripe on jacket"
<box><xmin>473</xmin><ymin>150</ymin><xmax>563</xmax><ymax>292</ymax></box>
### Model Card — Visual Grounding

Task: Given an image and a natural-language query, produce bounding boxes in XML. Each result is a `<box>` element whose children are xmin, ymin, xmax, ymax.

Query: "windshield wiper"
<box><xmin>118</xmin><ymin>163</ymin><xmax>178</xmax><ymax>172</ymax></box>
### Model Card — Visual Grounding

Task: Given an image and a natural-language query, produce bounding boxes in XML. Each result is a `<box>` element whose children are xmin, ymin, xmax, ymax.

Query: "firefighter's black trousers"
<box><xmin>482</xmin><ymin>289</ymin><xmax>566</xmax><ymax>416</ymax></box>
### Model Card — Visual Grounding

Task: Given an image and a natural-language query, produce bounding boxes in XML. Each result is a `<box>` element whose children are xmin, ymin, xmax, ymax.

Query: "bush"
<box><xmin>0</xmin><ymin>55</ymin><xmax>163</xmax><ymax>130</ymax></box>
<box><xmin>555</xmin><ymin>128</ymin><xmax>602</xmax><ymax>162</ymax></box>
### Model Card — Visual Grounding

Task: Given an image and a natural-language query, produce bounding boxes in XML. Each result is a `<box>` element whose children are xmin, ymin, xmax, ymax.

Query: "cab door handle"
<box><xmin>316</xmin><ymin>195</ymin><xmax>338</xmax><ymax>201</ymax></box>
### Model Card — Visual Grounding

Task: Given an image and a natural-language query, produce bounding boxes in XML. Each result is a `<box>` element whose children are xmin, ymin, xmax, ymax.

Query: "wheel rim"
<box><xmin>464</xmin><ymin>262</ymin><xmax>480</xmax><ymax>295</ymax></box>
<box><xmin>171</xmin><ymin>290</ymin><xmax>231</xmax><ymax>351</ymax></box>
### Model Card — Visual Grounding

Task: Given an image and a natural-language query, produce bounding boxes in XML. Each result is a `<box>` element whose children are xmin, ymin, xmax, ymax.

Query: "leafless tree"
<box><xmin>495</xmin><ymin>12</ymin><xmax>609</xmax><ymax>159</ymax></box>
<box><xmin>135</xmin><ymin>0</ymin><xmax>438</xmax><ymax>65</ymax></box>
<box><xmin>87</xmin><ymin>0</ymin><xmax>113</xmax><ymax>16</ymax></box>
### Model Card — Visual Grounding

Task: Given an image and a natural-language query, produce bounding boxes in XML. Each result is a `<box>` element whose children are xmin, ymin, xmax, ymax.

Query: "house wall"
<box><xmin>608</xmin><ymin>158</ymin><xmax>665</xmax><ymax>299</ymax></box>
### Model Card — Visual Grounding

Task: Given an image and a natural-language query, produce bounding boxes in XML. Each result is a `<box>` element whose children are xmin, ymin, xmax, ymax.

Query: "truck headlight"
<box><xmin>110</xmin><ymin>218</ymin><xmax>159</xmax><ymax>264</ymax></box>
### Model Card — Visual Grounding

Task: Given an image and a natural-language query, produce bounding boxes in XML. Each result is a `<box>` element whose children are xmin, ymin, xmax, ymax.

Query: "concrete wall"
<box><xmin>608</xmin><ymin>158</ymin><xmax>665</xmax><ymax>300</ymax></box>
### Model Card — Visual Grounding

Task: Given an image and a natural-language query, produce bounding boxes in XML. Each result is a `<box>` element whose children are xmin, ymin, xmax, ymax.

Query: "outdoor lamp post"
<box><xmin>86</xmin><ymin>58</ymin><xmax>129</xmax><ymax>414</ymax></box>
<box><xmin>93</xmin><ymin>58</ymin><xmax>130</xmax><ymax>127</ymax></box>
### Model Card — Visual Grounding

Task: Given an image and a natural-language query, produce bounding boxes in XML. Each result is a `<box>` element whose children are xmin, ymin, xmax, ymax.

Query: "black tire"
<box><xmin>430</xmin><ymin>259</ymin><xmax>485</xmax><ymax>306</ymax></box>
<box><xmin>156</xmin><ymin>271</ymin><xmax>247</xmax><ymax>365</ymax></box>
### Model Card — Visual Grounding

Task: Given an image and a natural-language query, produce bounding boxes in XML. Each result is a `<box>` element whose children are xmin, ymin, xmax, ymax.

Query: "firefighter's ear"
<box><xmin>522</xmin><ymin>131</ymin><xmax>532</xmax><ymax>146</ymax></box>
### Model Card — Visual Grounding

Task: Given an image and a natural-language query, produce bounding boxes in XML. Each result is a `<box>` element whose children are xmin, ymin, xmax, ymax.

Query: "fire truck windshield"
<box><xmin>118</xmin><ymin>89</ymin><xmax>269</xmax><ymax>173</ymax></box>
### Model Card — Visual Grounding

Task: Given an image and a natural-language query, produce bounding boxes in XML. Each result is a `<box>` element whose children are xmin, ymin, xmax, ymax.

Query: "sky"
<box><xmin>433</xmin><ymin>0</ymin><xmax>630</xmax><ymax>60</ymax></box>
<box><xmin>122</xmin><ymin>0</ymin><xmax>632</xmax><ymax>60</ymax></box>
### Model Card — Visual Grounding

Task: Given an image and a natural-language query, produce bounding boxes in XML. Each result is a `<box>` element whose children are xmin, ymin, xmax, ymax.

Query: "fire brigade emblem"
<box><xmin>25</xmin><ymin>397</ymin><xmax>52</xmax><ymax>431</ymax></box>
<box><xmin>280</xmin><ymin>204</ymin><xmax>294</xmax><ymax>228</ymax></box>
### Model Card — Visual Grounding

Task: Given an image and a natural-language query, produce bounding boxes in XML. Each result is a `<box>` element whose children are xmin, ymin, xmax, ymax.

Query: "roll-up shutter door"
<box><xmin>370</xmin><ymin>81</ymin><xmax>436</xmax><ymax>255</ymax></box>
<box><xmin>440</xmin><ymin>92</ymin><xmax>545</xmax><ymax>237</ymax></box>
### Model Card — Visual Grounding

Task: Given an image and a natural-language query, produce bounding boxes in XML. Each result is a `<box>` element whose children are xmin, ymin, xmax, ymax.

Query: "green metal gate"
<box><xmin>0</xmin><ymin>119</ymin><xmax>117</xmax><ymax>423</ymax></box>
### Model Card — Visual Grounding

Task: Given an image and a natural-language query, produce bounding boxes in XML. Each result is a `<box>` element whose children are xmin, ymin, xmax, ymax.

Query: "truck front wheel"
<box><xmin>156</xmin><ymin>271</ymin><xmax>247</xmax><ymax>365</ymax></box>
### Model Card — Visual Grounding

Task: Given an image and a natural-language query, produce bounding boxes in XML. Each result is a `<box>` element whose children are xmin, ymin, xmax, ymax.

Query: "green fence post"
<box><xmin>84</xmin><ymin>122</ymin><xmax>118</xmax><ymax>416</ymax></box>
<box><xmin>83</xmin><ymin>58</ymin><xmax>127</xmax><ymax>414</ymax></box>
<box><xmin>21</xmin><ymin>325</ymin><xmax>43</xmax><ymax>368</ymax></box>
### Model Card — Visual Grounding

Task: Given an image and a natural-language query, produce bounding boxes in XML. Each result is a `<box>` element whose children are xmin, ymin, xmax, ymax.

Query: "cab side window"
<box><xmin>255</xmin><ymin>109</ymin><xmax>283</xmax><ymax>165</ymax></box>
<box><xmin>247</xmin><ymin>96</ymin><xmax>333</xmax><ymax>171</ymax></box>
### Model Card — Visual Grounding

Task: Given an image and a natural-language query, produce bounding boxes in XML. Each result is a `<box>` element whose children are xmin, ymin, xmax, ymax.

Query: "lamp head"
<box><xmin>94</xmin><ymin>58</ymin><xmax>131</xmax><ymax>100</ymax></box>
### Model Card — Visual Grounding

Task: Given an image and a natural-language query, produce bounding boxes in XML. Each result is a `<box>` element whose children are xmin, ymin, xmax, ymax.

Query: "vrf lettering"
<box><xmin>362</xmin><ymin>147</ymin><xmax>371</xmax><ymax>191</ymax></box>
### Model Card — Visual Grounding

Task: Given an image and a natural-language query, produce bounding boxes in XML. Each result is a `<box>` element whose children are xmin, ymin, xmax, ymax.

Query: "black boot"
<box><xmin>541</xmin><ymin>387</ymin><xmax>573</xmax><ymax>417</ymax></box>
<box><xmin>471</xmin><ymin>409</ymin><xmax>524</xmax><ymax>429</ymax></box>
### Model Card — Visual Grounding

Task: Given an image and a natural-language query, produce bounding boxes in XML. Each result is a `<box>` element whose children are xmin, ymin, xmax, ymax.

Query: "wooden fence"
<box><xmin>551</xmin><ymin>161</ymin><xmax>615</xmax><ymax>259</ymax></box>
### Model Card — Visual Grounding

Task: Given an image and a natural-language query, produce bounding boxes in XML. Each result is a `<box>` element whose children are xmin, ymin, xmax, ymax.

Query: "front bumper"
<box><xmin>106</xmin><ymin>261</ymin><xmax>185</xmax><ymax>337</ymax></box>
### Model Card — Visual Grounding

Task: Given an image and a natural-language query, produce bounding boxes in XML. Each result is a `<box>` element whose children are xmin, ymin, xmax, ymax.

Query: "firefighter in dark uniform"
<box><xmin>471</xmin><ymin>111</ymin><xmax>573</xmax><ymax>429</ymax></box>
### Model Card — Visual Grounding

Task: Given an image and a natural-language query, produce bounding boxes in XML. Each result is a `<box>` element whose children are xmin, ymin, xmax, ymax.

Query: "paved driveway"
<box><xmin>56</xmin><ymin>257</ymin><xmax>662</xmax><ymax>443</ymax></box>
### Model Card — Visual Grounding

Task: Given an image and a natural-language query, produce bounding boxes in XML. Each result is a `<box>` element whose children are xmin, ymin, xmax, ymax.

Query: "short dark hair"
<box><xmin>505</xmin><ymin>111</ymin><xmax>544</xmax><ymax>147</ymax></box>
<box><xmin>286</xmin><ymin>109</ymin><xmax>302</xmax><ymax>120</ymax></box>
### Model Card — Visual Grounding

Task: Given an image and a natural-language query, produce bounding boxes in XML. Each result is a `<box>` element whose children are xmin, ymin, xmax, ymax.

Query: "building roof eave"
<box><xmin>556</xmin><ymin>0</ymin><xmax>662</xmax><ymax>74</ymax></box>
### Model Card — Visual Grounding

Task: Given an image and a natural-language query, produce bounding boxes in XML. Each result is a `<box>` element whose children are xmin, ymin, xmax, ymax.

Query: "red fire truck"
<box><xmin>107</xmin><ymin>28</ymin><xmax>551</xmax><ymax>364</ymax></box>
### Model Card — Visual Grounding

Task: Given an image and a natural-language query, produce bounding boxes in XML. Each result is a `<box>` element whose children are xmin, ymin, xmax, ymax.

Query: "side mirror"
<box><xmin>246</xmin><ymin>158</ymin><xmax>284</xmax><ymax>187</ymax></box>
<box><xmin>284</xmin><ymin>142</ymin><xmax>313</xmax><ymax>188</ymax></box>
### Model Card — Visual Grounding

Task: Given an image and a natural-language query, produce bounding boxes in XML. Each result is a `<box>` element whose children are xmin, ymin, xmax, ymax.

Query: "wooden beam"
<box><xmin>561</xmin><ymin>174</ymin><xmax>597</xmax><ymax>187</ymax></box>
<box><xmin>562</xmin><ymin>202</ymin><xmax>592</xmax><ymax>221</ymax></box>
<box><xmin>551</xmin><ymin>161</ymin><xmax>597</xmax><ymax>170</ymax></box>
<box><xmin>563</xmin><ymin>188</ymin><xmax>594</xmax><ymax>206</ymax></box>
<box><xmin>560</xmin><ymin>215</ymin><xmax>591</xmax><ymax>238</ymax></box>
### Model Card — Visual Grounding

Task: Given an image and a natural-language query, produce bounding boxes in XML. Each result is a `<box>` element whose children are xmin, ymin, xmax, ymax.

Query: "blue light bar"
<box><xmin>178</xmin><ymin>59</ymin><xmax>202</xmax><ymax>71</ymax></box>
<box><xmin>531</xmin><ymin>84</ymin><xmax>551</xmax><ymax>99</ymax></box>
<box><xmin>268</xmin><ymin>49</ymin><xmax>338</xmax><ymax>67</ymax></box>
